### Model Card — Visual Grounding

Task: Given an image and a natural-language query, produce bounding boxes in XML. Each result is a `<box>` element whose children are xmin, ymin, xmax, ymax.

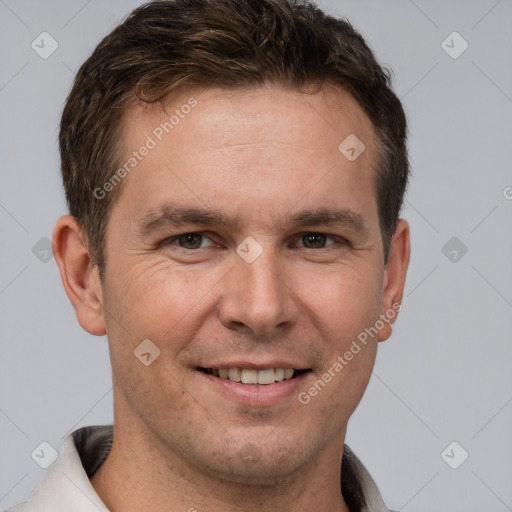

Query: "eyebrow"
<box><xmin>137</xmin><ymin>203</ymin><xmax>368</xmax><ymax>238</ymax></box>
<box><xmin>285</xmin><ymin>207</ymin><xmax>368</xmax><ymax>237</ymax></box>
<box><xmin>138</xmin><ymin>204</ymin><xmax>242</xmax><ymax>234</ymax></box>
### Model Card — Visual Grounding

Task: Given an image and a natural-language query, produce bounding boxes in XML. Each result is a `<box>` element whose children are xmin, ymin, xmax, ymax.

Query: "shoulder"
<box><xmin>4</xmin><ymin>426</ymin><xmax>112</xmax><ymax>512</ymax></box>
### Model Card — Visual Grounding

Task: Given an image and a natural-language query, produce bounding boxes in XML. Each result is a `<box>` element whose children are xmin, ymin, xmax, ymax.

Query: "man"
<box><xmin>9</xmin><ymin>0</ymin><xmax>410</xmax><ymax>510</ymax></box>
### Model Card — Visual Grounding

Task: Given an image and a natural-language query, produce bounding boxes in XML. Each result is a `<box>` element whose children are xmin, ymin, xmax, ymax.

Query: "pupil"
<box><xmin>304</xmin><ymin>233</ymin><xmax>325</xmax><ymax>248</ymax></box>
<box><xmin>179</xmin><ymin>233</ymin><xmax>202</xmax><ymax>249</ymax></box>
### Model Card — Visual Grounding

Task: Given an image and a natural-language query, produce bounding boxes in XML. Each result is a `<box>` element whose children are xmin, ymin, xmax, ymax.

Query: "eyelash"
<box><xmin>163</xmin><ymin>232</ymin><xmax>349</xmax><ymax>250</ymax></box>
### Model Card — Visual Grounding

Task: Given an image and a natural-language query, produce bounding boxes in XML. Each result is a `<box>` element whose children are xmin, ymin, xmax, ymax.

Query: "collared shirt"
<box><xmin>7</xmin><ymin>425</ymin><xmax>393</xmax><ymax>512</ymax></box>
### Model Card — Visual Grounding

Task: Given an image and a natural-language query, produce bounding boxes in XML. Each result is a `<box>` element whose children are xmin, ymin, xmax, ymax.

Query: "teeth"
<box><xmin>284</xmin><ymin>368</ymin><xmax>294</xmax><ymax>379</ymax></box>
<box><xmin>228</xmin><ymin>368</ymin><xmax>241</xmax><ymax>382</ymax></box>
<box><xmin>241</xmin><ymin>369</ymin><xmax>258</xmax><ymax>384</ymax></box>
<box><xmin>257</xmin><ymin>369</ymin><xmax>275</xmax><ymax>385</ymax></box>
<box><xmin>213</xmin><ymin>367</ymin><xmax>297</xmax><ymax>385</ymax></box>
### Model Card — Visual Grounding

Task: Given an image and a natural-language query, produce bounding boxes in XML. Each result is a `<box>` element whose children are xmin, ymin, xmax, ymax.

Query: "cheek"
<box><xmin>299</xmin><ymin>263</ymin><xmax>382</xmax><ymax>408</ymax></box>
<box><xmin>100</xmin><ymin>266</ymin><xmax>197</xmax><ymax>413</ymax></box>
<box><xmin>105</xmin><ymin>260</ymin><xmax>208</xmax><ymax>336</ymax></box>
<box><xmin>101</xmin><ymin>260</ymin><xmax>227</xmax><ymax>384</ymax></box>
<box><xmin>302</xmin><ymin>263</ymin><xmax>384</xmax><ymax>334</ymax></box>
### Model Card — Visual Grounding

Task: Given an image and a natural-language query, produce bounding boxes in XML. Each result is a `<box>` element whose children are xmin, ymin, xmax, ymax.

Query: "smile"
<box><xmin>199</xmin><ymin>367</ymin><xmax>310</xmax><ymax>385</ymax></box>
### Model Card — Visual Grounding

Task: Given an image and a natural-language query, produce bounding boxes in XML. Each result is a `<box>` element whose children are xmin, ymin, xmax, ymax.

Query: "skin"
<box><xmin>53</xmin><ymin>84</ymin><xmax>410</xmax><ymax>512</ymax></box>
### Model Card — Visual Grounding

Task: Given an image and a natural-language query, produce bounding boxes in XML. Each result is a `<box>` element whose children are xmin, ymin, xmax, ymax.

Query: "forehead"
<box><xmin>114</xmin><ymin>84</ymin><xmax>378</xmax><ymax>228</ymax></box>
<box><xmin>123</xmin><ymin>84</ymin><xmax>375</xmax><ymax>150</ymax></box>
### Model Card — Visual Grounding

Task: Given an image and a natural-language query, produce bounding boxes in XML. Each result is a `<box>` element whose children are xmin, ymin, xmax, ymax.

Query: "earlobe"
<box><xmin>53</xmin><ymin>215</ymin><xmax>107</xmax><ymax>336</ymax></box>
<box><xmin>377</xmin><ymin>219</ymin><xmax>410</xmax><ymax>342</ymax></box>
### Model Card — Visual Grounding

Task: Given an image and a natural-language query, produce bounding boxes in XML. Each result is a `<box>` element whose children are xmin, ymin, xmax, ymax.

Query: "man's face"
<box><xmin>99</xmin><ymin>85</ymin><xmax>396</xmax><ymax>483</ymax></box>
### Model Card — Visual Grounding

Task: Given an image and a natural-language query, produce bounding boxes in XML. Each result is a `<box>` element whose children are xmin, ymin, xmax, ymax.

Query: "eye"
<box><xmin>169</xmin><ymin>233</ymin><xmax>216</xmax><ymax>250</ymax></box>
<box><xmin>297</xmin><ymin>233</ymin><xmax>336</xmax><ymax>249</ymax></box>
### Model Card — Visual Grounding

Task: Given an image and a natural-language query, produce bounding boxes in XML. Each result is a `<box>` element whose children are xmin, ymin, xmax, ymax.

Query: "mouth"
<box><xmin>198</xmin><ymin>367</ymin><xmax>311</xmax><ymax>385</ymax></box>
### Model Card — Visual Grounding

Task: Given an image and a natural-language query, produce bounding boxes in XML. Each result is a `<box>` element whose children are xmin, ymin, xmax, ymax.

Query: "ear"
<box><xmin>53</xmin><ymin>215</ymin><xmax>106</xmax><ymax>336</ymax></box>
<box><xmin>377</xmin><ymin>219</ymin><xmax>410</xmax><ymax>342</ymax></box>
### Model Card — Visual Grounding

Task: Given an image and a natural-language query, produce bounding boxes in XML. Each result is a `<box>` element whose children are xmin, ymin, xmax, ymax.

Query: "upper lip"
<box><xmin>197</xmin><ymin>361</ymin><xmax>310</xmax><ymax>370</ymax></box>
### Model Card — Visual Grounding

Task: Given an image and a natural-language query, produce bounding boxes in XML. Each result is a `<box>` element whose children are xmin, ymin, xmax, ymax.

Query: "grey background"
<box><xmin>1</xmin><ymin>1</ymin><xmax>511</xmax><ymax>511</ymax></box>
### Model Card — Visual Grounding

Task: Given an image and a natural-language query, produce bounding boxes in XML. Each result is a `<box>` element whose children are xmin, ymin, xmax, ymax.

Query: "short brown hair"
<box><xmin>60</xmin><ymin>0</ymin><xmax>409</xmax><ymax>279</ymax></box>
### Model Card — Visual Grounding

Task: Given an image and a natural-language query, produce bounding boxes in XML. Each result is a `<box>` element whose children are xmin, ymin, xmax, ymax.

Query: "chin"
<box><xmin>183</xmin><ymin>433</ymin><xmax>315</xmax><ymax>487</ymax></box>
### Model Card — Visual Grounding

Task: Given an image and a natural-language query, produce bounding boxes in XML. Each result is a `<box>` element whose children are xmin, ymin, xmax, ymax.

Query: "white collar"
<box><xmin>9</xmin><ymin>425</ymin><xmax>392</xmax><ymax>512</ymax></box>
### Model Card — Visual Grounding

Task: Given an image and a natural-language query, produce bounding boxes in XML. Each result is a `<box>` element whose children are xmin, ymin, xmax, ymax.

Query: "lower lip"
<box><xmin>199</xmin><ymin>371</ymin><xmax>309</xmax><ymax>406</ymax></box>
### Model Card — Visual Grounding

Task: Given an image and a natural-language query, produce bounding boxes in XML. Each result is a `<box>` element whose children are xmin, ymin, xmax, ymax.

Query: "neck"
<box><xmin>90</xmin><ymin>417</ymin><xmax>351</xmax><ymax>512</ymax></box>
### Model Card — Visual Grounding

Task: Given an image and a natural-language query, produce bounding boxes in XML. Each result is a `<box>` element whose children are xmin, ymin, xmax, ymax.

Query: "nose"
<box><xmin>218</xmin><ymin>249</ymin><xmax>299</xmax><ymax>336</ymax></box>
